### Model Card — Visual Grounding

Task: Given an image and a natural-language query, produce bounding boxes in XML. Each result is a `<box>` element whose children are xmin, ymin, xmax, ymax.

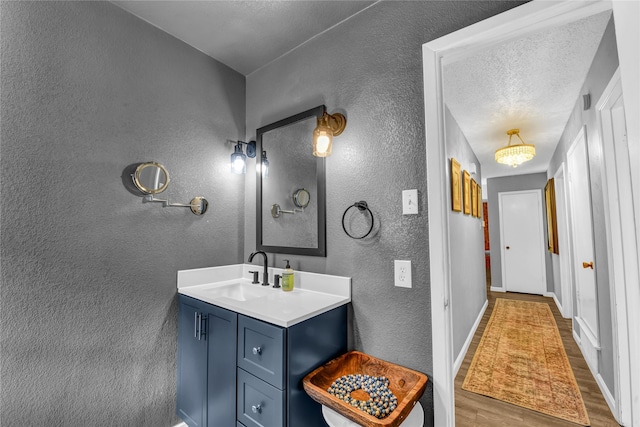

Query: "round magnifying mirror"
<box><xmin>133</xmin><ymin>162</ymin><xmax>170</xmax><ymax>194</ymax></box>
<box><xmin>190</xmin><ymin>197</ymin><xmax>209</xmax><ymax>216</ymax></box>
<box><xmin>292</xmin><ymin>188</ymin><xmax>311</xmax><ymax>209</ymax></box>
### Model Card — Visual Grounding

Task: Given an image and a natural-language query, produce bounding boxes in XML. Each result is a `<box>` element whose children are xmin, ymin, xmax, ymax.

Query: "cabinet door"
<box><xmin>205</xmin><ymin>304</ymin><xmax>237</xmax><ymax>427</ymax></box>
<box><xmin>177</xmin><ymin>296</ymin><xmax>207</xmax><ymax>427</ymax></box>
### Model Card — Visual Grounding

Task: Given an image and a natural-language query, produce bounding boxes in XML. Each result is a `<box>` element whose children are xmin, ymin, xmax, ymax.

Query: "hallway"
<box><xmin>455</xmin><ymin>285</ymin><xmax>620</xmax><ymax>426</ymax></box>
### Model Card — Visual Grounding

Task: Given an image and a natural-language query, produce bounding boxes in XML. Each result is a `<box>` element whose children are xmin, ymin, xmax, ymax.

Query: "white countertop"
<box><xmin>177</xmin><ymin>264</ymin><xmax>351</xmax><ymax>327</ymax></box>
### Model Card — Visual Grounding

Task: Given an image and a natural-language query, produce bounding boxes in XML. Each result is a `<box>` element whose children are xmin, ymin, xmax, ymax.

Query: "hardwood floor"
<box><xmin>454</xmin><ymin>280</ymin><xmax>620</xmax><ymax>426</ymax></box>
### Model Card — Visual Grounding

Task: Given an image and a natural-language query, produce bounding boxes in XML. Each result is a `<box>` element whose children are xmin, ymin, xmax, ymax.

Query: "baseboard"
<box><xmin>545</xmin><ymin>292</ymin><xmax>568</xmax><ymax>318</ymax></box>
<box><xmin>573</xmin><ymin>328</ymin><xmax>581</xmax><ymax>346</ymax></box>
<box><xmin>596</xmin><ymin>373</ymin><xmax>617</xmax><ymax>419</ymax></box>
<box><xmin>490</xmin><ymin>286</ymin><xmax>505</xmax><ymax>292</ymax></box>
<box><xmin>573</xmin><ymin>328</ymin><xmax>619</xmax><ymax>422</ymax></box>
<box><xmin>550</xmin><ymin>292</ymin><xmax>564</xmax><ymax>315</ymax></box>
<box><xmin>454</xmin><ymin>299</ymin><xmax>488</xmax><ymax>376</ymax></box>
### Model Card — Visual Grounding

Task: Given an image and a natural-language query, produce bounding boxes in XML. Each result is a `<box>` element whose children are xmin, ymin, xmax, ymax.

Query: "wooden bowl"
<box><xmin>303</xmin><ymin>351</ymin><xmax>428</xmax><ymax>427</ymax></box>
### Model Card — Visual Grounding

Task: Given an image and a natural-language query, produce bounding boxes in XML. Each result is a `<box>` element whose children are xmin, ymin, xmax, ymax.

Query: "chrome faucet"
<box><xmin>248</xmin><ymin>251</ymin><xmax>269</xmax><ymax>286</ymax></box>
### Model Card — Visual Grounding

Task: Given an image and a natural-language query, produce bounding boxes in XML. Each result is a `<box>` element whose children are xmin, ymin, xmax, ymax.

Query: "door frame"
<box><xmin>422</xmin><ymin>1</ymin><xmax>638</xmax><ymax>425</ymax></box>
<box><xmin>498</xmin><ymin>190</ymin><xmax>546</xmax><ymax>295</ymax></box>
<box><xmin>596</xmin><ymin>68</ymin><xmax>637</xmax><ymax>425</ymax></box>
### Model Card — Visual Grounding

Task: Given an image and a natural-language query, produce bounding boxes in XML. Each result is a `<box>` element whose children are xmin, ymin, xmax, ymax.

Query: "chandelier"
<box><xmin>495</xmin><ymin>128</ymin><xmax>536</xmax><ymax>168</ymax></box>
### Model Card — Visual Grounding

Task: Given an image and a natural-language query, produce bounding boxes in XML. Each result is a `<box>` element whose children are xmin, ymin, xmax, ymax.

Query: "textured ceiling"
<box><xmin>113</xmin><ymin>2</ymin><xmax>611</xmax><ymax>182</ymax></box>
<box><xmin>444</xmin><ymin>11</ymin><xmax>612</xmax><ymax>182</ymax></box>
<box><xmin>111</xmin><ymin>1</ymin><xmax>376</xmax><ymax>75</ymax></box>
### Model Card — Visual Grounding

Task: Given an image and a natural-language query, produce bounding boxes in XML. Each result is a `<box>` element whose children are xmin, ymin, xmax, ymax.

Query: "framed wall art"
<box><xmin>477</xmin><ymin>185</ymin><xmax>482</xmax><ymax>219</ymax></box>
<box><xmin>545</xmin><ymin>178</ymin><xmax>559</xmax><ymax>254</ymax></box>
<box><xmin>471</xmin><ymin>179</ymin><xmax>478</xmax><ymax>217</ymax></box>
<box><xmin>451</xmin><ymin>158</ymin><xmax>461</xmax><ymax>212</ymax></box>
<box><xmin>463</xmin><ymin>170</ymin><xmax>471</xmax><ymax>215</ymax></box>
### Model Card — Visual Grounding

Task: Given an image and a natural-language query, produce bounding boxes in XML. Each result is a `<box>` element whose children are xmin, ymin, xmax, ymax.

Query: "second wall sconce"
<box><xmin>257</xmin><ymin>150</ymin><xmax>269</xmax><ymax>178</ymax></box>
<box><xmin>313</xmin><ymin>111</ymin><xmax>347</xmax><ymax>157</ymax></box>
<box><xmin>229</xmin><ymin>140</ymin><xmax>256</xmax><ymax>174</ymax></box>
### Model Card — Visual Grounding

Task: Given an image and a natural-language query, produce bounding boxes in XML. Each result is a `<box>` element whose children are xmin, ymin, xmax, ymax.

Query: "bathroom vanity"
<box><xmin>176</xmin><ymin>264</ymin><xmax>351</xmax><ymax>427</ymax></box>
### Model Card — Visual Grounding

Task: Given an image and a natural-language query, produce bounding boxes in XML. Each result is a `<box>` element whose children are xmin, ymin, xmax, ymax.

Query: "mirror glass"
<box><xmin>257</xmin><ymin>105</ymin><xmax>326</xmax><ymax>256</ymax></box>
<box><xmin>190</xmin><ymin>197</ymin><xmax>209</xmax><ymax>216</ymax></box>
<box><xmin>133</xmin><ymin>162</ymin><xmax>169</xmax><ymax>194</ymax></box>
<box><xmin>293</xmin><ymin>188</ymin><xmax>311</xmax><ymax>209</ymax></box>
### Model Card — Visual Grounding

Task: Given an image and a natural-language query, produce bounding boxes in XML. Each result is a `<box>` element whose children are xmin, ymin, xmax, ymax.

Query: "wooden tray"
<box><xmin>303</xmin><ymin>351</ymin><xmax>428</xmax><ymax>427</ymax></box>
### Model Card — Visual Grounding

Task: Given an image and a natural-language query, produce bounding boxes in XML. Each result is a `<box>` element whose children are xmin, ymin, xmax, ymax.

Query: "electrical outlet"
<box><xmin>394</xmin><ymin>260</ymin><xmax>412</xmax><ymax>288</ymax></box>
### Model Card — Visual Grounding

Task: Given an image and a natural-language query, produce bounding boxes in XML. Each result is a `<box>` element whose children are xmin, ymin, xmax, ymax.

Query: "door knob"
<box><xmin>582</xmin><ymin>261</ymin><xmax>594</xmax><ymax>269</ymax></box>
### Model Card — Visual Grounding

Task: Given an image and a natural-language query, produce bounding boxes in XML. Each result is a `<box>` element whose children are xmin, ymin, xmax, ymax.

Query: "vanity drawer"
<box><xmin>237</xmin><ymin>368</ymin><xmax>284</xmax><ymax>427</ymax></box>
<box><xmin>237</xmin><ymin>315</ymin><xmax>286</xmax><ymax>389</ymax></box>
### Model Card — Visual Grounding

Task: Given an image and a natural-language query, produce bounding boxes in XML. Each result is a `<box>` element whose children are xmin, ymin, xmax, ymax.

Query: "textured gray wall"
<box><xmin>1</xmin><ymin>2</ymin><xmax>245</xmax><ymax>425</ymax></box>
<box><xmin>547</xmin><ymin>15</ymin><xmax>618</xmax><ymax>393</ymax></box>
<box><xmin>245</xmin><ymin>2</ymin><xmax>525</xmax><ymax>424</ymax></box>
<box><xmin>444</xmin><ymin>107</ymin><xmax>486</xmax><ymax>361</ymax></box>
<box><xmin>487</xmin><ymin>173</ymin><xmax>553</xmax><ymax>291</ymax></box>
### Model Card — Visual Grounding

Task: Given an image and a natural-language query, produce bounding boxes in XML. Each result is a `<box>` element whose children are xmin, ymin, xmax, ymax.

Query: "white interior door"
<box><xmin>554</xmin><ymin>164</ymin><xmax>573</xmax><ymax>319</ymax></box>
<box><xmin>499</xmin><ymin>190</ymin><xmax>546</xmax><ymax>295</ymax></box>
<box><xmin>567</xmin><ymin>127</ymin><xmax>599</xmax><ymax>347</ymax></box>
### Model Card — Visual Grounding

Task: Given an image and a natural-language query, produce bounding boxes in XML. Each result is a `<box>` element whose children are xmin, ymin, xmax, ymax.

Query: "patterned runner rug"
<box><xmin>462</xmin><ymin>298</ymin><xmax>590</xmax><ymax>425</ymax></box>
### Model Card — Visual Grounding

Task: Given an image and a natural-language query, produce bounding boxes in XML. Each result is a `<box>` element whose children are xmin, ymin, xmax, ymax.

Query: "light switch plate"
<box><xmin>402</xmin><ymin>189</ymin><xmax>418</xmax><ymax>215</ymax></box>
<box><xmin>394</xmin><ymin>260</ymin><xmax>412</xmax><ymax>288</ymax></box>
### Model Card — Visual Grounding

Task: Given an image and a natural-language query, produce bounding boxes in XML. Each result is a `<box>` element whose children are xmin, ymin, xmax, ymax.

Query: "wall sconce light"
<box><xmin>313</xmin><ymin>111</ymin><xmax>347</xmax><ymax>157</ymax></box>
<box><xmin>257</xmin><ymin>150</ymin><xmax>269</xmax><ymax>178</ymax></box>
<box><xmin>229</xmin><ymin>140</ymin><xmax>256</xmax><ymax>174</ymax></box>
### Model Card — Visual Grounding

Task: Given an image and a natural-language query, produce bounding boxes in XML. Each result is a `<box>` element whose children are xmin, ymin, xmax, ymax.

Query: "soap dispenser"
<box><xmin>282</xmin><ymin>259</ymin><xmax>294</xmax><ymax>292</ymax></box>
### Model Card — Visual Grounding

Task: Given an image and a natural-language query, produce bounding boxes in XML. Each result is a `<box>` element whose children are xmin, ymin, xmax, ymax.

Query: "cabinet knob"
<box><xmin>251</xmin><ymin>404</ymin><xmax>262</xmax><ymax>414</ymax></box>
<box><xmin>582</xmin><ymin>261</ymin><xmax>594</xmax><ymax>269</ymax></box>
<box><xmin>252</xmin><ymin>346</ymin><xmax>262</xmax><ymax>355</ymax></box>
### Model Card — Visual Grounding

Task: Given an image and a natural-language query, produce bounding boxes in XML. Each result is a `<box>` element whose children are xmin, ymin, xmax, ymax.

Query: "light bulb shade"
<box><xmin>495</xmin><ymin>144</ymin><xmax>536</xmax><ymax>167</ymax></box>
<box><xmin>257</xmin><ymin>150</ymin><xmax>269</xmax><ymax>178</ymax></box>
<box><xmin>231</xmin><ymin>143</ymin><xmax>246</xmax><ymax>174</ymax></box>
<box><xmin>495</xmin><ymin>129</ymin><xmax>535</xmax><ymax>168</ymax></box>
<box><xmin>312</xmin><ymin>112</ymin><xmax>346</xmax><ymax>157</ymax></box>
<box><xmin>313</xmin><ymin>127</ymin><xmax>333</xmax><ymax>157</ymax></box>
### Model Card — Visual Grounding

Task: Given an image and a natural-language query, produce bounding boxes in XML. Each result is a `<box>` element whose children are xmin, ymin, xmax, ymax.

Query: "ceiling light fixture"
<box><xmin>313</xmin><ymin>112</ymin><xmax>347</xmax><ymax>157</ymax></box>
<box><xmin>495</xmin><ymin>128</ymin><xmax>536</xmax><ymax>168</ymax></box>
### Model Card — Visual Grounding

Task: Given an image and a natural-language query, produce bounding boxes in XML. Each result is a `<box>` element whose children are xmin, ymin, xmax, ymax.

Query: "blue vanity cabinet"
<box><xmin>178</xmin><ymin>292</ymin><xmax>347</xmax><ymax>427</ymax></box>
<box><xmin>177</xmin><ymin>295</ymin><xmax>238</xmax><ymax>427</ymax></box>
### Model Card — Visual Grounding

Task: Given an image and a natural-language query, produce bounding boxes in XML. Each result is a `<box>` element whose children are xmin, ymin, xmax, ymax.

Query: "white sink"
<box><xmin>198</xmin><ymin>283</ymin><xmax>269</xmax><ymax>301</ymax></box>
